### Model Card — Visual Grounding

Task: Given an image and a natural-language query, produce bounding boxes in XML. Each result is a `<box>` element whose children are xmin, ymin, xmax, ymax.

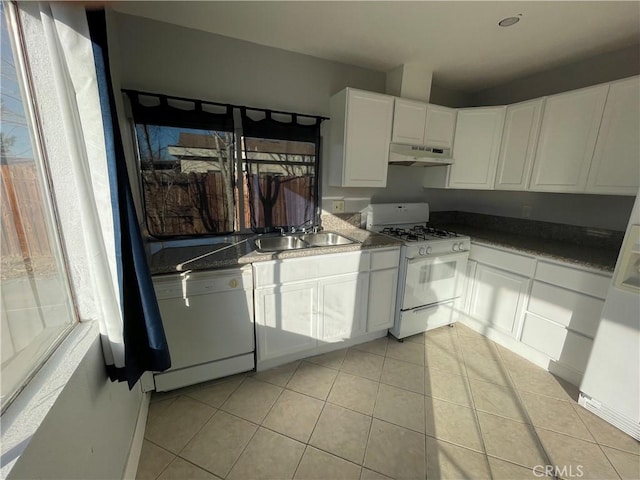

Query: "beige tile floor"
<box><xmin>137</xmin><ymin>324</ymin><xmax>640</xmax><ymax>480</ymax></box>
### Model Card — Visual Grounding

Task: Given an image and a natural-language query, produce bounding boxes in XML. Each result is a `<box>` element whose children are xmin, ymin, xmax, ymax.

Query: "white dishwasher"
<box><xmin>151</xmin><ymin>266</ymin><xmax>255</xmax><ymax>391</ymax></box>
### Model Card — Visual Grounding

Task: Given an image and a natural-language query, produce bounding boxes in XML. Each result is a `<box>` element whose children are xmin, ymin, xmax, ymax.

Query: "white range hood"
<box><xmin>388</xmin><ymin>143</ymin><xmax>453</xmax><ymax>167</ymax></box>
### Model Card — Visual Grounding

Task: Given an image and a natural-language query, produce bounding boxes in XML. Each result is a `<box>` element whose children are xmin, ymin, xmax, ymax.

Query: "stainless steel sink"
<box><xmin>254</xmin><ymin>236</ymin><xmax>307</xmax><ymax>252</ymax></box>
<box><xmin>253</xmin><ymin>231</ymin><xmax>357</xmax><ymax>252</ymax></box>
<box><xmin>299</xmin><ymin>232</ymin><xmax>357</xmax><ymax>246</ymax></box>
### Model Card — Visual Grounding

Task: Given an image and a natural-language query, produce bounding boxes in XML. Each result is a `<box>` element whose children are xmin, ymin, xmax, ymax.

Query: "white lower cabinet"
<box><xmin>366</xmin><ymin>268</ymin><xmax>398</xmax><ymax>331</ymax></box>
<box><xmin>318</xmin><ymin>273</ymin><xmax>368</xmax><ymax>342</ymax></box>
<box><xmin>253</xmin><ymin>247</ymin><xmax>400</xmax><ymax>368</ymax></box>
<box><xmin>468</xmin><ymin>264</ymin><xmax>530</xmax><ymax>337</ymax></box>
<box><xmin>463</xmin><ymin>243</ymin><xmax>535</xmax><ymax>338</ymax></box>
<box><xmin>520</xmin><ymin>261</ymin><xmax>610</xmax><ymax>382</ymax></box>
<box><xmin>254</xmin><ymin>281</ymin><xmax>318</xmax><ymax>360</ymax></box>
<box><xmin>367</xmin><ymin>247</ymin><xmax>400</xmax><ymax>332</ymax></box>
<box><xmin>461</xmin><ymin>242</ymin><xmax>612</xmax><ymax>386</ymax></box>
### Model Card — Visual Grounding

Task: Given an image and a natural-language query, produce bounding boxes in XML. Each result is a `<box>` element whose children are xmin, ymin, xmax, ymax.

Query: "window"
<box><xmin>0</xmin><ymin>3</ymin><xmax>76</xmax><ymax>412</ymax></box>
<box><xmin>128</xmin><ymin>92</ymin><xmax>322</xmax><ymax>236</ymax></box>
<box><xmin>243</xmin><ymin>136</ymin><xmax>317</xmax><ymax>229</ymax></box>
<box><xmin>135</xmin><ymin>124</ymin><xmax>237</xmax><ymax>236</ymax></box>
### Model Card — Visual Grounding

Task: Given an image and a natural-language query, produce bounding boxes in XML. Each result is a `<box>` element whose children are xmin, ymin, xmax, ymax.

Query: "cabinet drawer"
<box><xmin>370</xmin><ymin>248</ymin><xmax>401</xmax><ymax>270</ymax></box>
<box><xmin>535</xmin><ymin>261</ymin><xmax>611</xmax><ymax>299</ymax></box>
<box><xmin>470</xmin><ymin>243</ymin><xmax>536</xmax><ymax>277</ymax></box>
<box><xmin>253</xmin><ymin>251</ymin><xmax>369</xmax><ymax>288</ymax></box>
<box><xmin>521</xmin><ymin>313</ymin><xmax>593</xmax><ymax>373</ymax></box>
<box><xmin>527</xmin><ymin>281</ymin><xmax>603</xmax><ymax>338</ymax></box>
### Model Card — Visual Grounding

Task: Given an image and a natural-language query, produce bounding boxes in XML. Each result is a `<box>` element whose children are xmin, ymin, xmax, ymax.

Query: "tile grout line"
<box><xmin>142</xmin><ymin>438</ymin><xmax>178</xmax><ymax>480</ymax></box>
<box><xmin>147</xmin><ymin>393</ymin><xmax>219</xmax><ymax>466</ymax></box>
<box><xmin>490</xmin><ymin>339</ymin><xmax>558</xmax><ymax>479</ymax></box>
<box><xmin>547</xmin><ymin>404</ymin><xmax>630</xmax><ymax>480</ymax></box>
<box><xmin>450</xmin><ymin>325</ymin><xmax>495</xmax><ymax>479</ymax></box>
<box><xmin>217</xmin><ymin>370</ymin><xmax>294</xmax><ymax>480</ymax></box>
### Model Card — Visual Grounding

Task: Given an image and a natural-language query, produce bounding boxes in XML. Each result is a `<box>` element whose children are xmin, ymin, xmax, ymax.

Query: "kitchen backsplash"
<box><xmin>430</xmin><ymin>211</ymin><xmax>625</xmax><ymax>250</ymax></box>
<box><xmin>320</xmin><ymin>213</ymin><xmax>362</xmax><ymax>230</ymax></box>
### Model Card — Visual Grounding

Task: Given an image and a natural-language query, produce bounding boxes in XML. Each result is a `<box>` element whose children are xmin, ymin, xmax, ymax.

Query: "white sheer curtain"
<box><xmin>17</xmin><ymin>2</ymin><xmax>125</xmax><ymax>367</ymax></box>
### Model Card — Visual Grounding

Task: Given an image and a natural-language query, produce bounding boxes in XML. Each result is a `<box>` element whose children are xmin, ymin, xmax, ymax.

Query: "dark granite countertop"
<box><xmin>149</xmin><ymin>228</ymin><xmax>401</xmax><ymax>276</ymax></box>
<box><xmin>429</xmin><ymin>212</ymin><xmax>622</xmax><ymax>273</ymax></box>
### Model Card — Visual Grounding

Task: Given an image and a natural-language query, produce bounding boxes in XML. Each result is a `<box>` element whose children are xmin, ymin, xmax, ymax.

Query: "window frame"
<box><xmin>125</xmin><ymin>91</ymin><xmax>323</xmax><ymax>238</ymax></box>
<box><xmin>1</xmin><ymin>0</ymin><xmax>79</xmax><ymax>413</ymax></box>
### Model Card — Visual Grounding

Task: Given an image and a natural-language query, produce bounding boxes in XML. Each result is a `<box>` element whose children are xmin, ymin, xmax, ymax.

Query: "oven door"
<box><xmin>401</xmin><ymin>251</ymin><xmax>468</xmax><ymax>311</ymax></box>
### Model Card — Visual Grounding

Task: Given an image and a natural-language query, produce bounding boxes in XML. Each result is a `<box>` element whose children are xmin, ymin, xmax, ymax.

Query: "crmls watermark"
<box><xmin>533</xmin><ymin>465</ymin><xmax>584</xmax><ymax>478</ymax></box>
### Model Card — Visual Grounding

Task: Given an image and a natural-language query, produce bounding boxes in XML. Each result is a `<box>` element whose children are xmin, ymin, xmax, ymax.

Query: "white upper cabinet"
<box><xmin>448</xmin><ymin>106</ymin><xmax>506</xmax><ymax>189</ymax></box>
<box><xmin>424</xmin><ymin>104</ymin><xmax>457</xmax><ymax>149</ymax></box>
<box><xmin>391</xmin><ymin>100</ymin><xmax>457</xmax><ymax>150</ymax></box>
<box><xmin>494</xmin><ymin>98</ymin><xmax>544</xmax><ymax>191</ymax></box>
<box><xmin>391</xmin><ymin>98</ymin><xmax>428</xmax><ymax>145</ymax></box>
<box><xmin>328</xmin><ymin>88</ymin><xmax>394</xmax><ymax>188</ymax></box>
<box><xmin>585</xmin><ymin>76</ymin><xmax>640</xmax><ymax>195</ymax></box>
<box><xmin>530</xmin><ymin>84</ymin><xmax>609</xmax><ymax>193</ymax></box>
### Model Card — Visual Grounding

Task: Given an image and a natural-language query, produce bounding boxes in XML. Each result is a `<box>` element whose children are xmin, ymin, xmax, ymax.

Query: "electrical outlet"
<box><xmin>332</xmin><ymin>200</ymin><xmax>345</xmax><ymax>213</ymax></box>
<box><xmin>522</xmin><ymin>205</ymin><xmax>532</xmax><ymax>218</ymax></box>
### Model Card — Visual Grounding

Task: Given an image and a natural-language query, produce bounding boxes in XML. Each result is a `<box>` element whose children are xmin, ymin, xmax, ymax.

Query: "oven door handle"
<box><xmin>409</xmin><ymin>299</ymin><xmax>455</xmax><ymax>314</ymax></box>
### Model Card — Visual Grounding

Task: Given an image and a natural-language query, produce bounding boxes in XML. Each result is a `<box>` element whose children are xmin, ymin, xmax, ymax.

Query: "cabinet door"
<box><xmin>468</xmin><ymin>264</ymin><xmax>529</xmax><ymax>337</ymax></box>
<box><xmin>585</xmin><ymin>76</ymin><xmax>640</xmax><ymax>195</ymax></box>
<box><xmin>530</xmin><ymin>84</ymin><xmax>608</xmax><ymax>192</ymax></box>
<box><xmin>448</xmin><ymin>107</ymin><xmax>506</xmax><ymax>189</ymax></box>
<box><xmin>425</xmin><ymin>104</ymin><xmax>457</xmax><ymax>149</ymax></box>
<box><xmin>318</xmin><ymin>273</ymin><xmax>368</xmax><ymax>342</ymax></box>
<box><xmin>461</xmin><ymin>260</ymin><xmax>477</xmax><ymax>314</ymax></box>
<box><xmin>367</xmin><ymin>268</ymin><xmax>398</xmax><ymax>332</ymax></box>
<box><xmin>521</xmin><ymin>313</ymin><xmax>594</xmax><ymax>374</ymax></box>
<box><xmin>392</xmin><ymin>98</ymin><xmax>427</xmax><ymax>145</ymax></box>
<box><xmin>343</xmin><ymin>89</ymin><xmax>394</xmax><ymax>187</ymax></box>
<box><xmin>494</xmin><ymin>99</ymin><xmax>543</xmax><ymax>191</ymax></box>
<box><xmin>254</xmin><ymin>282</ymin><xmax>318</xmax><ymax>361</ymax></box>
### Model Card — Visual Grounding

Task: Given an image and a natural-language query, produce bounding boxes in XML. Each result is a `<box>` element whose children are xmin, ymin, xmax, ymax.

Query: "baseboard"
<box><xmin>122</xmin><ymin>389</ymin><xmax>151</xmax><ymax>480</ymax></box>
<box><xmin>456</xmin><ymin>316</ymin><xmax>584</xmax><ymax>387</ymax></box>
<box><xmin>579</xmin><ymin>393</ymin><xmax>640</xmax><ymax>441</ymax></box>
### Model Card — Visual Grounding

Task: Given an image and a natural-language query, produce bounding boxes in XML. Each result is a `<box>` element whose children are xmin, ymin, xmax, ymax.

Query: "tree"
<box><xmin>136</xmin><ymin>125</ymin><xmax>236</xmax><ymax>235</ymax></box>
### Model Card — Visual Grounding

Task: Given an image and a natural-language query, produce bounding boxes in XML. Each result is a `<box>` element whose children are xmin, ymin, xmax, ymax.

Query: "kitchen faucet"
<box><xmin>290</xmin><ymin>219</ymin><xmax>316</xmax><ymax>234</ymax></box>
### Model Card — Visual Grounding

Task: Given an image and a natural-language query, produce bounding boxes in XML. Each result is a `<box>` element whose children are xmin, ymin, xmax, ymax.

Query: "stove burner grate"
<box><xmin>380</xmin><ymin>224</ymin><xmax>460</xmax><ymax>240</ymax></box>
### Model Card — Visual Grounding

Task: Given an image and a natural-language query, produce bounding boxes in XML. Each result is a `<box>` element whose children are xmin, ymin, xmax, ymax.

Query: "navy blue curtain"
<box><xmin>87</xmin><ymin>10</ymin><xmax>171</xmax><ymax>388</ymax></box>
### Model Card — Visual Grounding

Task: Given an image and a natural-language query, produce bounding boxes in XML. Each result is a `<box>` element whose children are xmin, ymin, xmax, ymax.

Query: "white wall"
<box><xmin>113</xmin><ymin>12</ymin><xmax>385</xmax><ymax>118</ymax></box>
<box><xmin>471</xmin><ymin>44</ymin><xmax>640</xmax><ymax>107</ymax></box>
<box><xmin>8</xmin><ymin>337</ymin><xmax>143</xmax><ymax>480</ymax></box>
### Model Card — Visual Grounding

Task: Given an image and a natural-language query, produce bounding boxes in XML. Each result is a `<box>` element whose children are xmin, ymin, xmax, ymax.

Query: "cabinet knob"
<box><xmin>229</xmin><ymin>279</ymin><xmax>239</xmax><ymax>288</ymax></box>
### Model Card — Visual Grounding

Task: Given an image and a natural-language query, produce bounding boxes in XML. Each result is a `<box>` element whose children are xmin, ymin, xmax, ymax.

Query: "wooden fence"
<box><xmin>1</xmin><ymin>163</ymin><xmax>52</xmax><ymax>260</ymax></box>
<box><xmin>142</xmin><ymin>169</ymin><xmax>234</xmax><ymax>235</ymax></box>
<box><xmin>143</xmin><ymin>169</ymin><xmax>315</xmax><ymax>236</ymax></box>
<box><xmin>244</xmin><ymin>174</ymin><xmax>315</xmax><ymax>228</ymax></box>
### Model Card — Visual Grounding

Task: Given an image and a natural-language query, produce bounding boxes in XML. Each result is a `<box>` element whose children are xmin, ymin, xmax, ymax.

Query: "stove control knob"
<box><xmin>458</xmin><ymin>243</ymin><xmax>467</xmax><ymax>251</ymax></box>
<box><xmin>419</xmin><ymin>247</ymin><xmax>426</xmax><ymax>256</ymax></box>
<box><xmin>426</xmin><ymin>247</ymin><xmax>432</xmax><ymax>255</ymax></box>
<box><xmin>452</xmin><ymin>243</ymin><xmax>459</xmax><ymax>251</ymax></box>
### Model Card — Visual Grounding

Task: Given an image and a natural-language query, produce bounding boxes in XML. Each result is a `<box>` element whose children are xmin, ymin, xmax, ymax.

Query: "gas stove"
<box><xmin>365</xmin><ymin>203</ymin><xmax>470</xmax><ymax>339</ymax></box>
<box><xmin>365</xmin><ymin>203</ymin><xmax>470</xmax><ymax>257</ymax></box>
<box><xmin>380</xmin><ymin>225</ymin><xmax>462</xmax><ymax>243</ymax></box>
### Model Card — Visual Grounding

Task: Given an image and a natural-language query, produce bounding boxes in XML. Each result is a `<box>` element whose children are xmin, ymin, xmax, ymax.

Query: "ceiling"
<box><xmin>112</xmin><ymin>1</ymin><xmax>640</xmax><ymax>92</ymax></box>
